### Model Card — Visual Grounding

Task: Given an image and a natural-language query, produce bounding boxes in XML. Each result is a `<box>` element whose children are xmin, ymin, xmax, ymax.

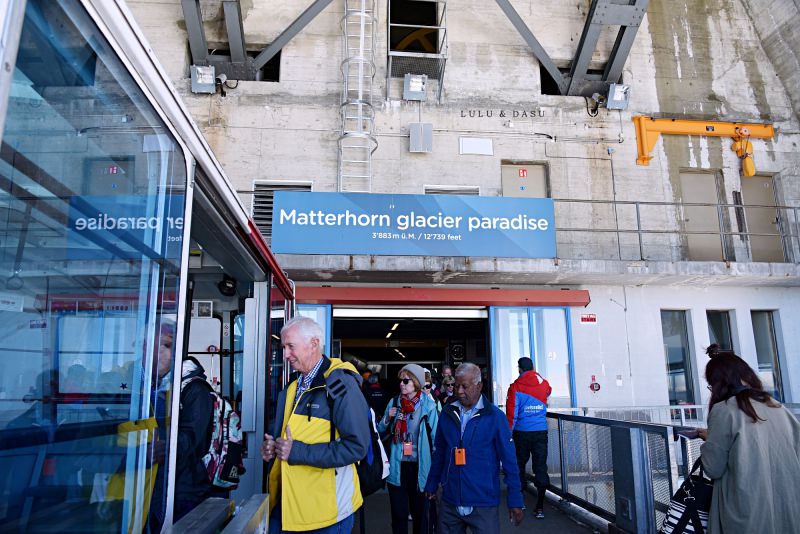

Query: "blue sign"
<box><xmin>272</xmin><ymin>192</ymin><xmax>556</xmax><ymax>258</ymax></box>
<box><xmin>67</xmin><ymin>195</ymin><xmax>185</xmax><ymax>261</ymax></box>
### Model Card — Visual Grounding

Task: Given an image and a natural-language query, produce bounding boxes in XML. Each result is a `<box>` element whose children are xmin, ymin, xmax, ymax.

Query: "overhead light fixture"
<box><xmin>385</xmin><ymin>332</ymin><xmax>392</xmax><ymax>339</ymax></box>
<box><xmin>271</xmin><ymin>334</ymin><xmax>280</xmax><ymax>341</ymax></box>
<box><xmin>391</xmin><ymin>323</ymin><xmax>399</xmax><ymax>331</ymax></box>
<box><xmin>394</xmin><ymin>349</ymin><xmax>406</xmax><ymax>359</ymax></box>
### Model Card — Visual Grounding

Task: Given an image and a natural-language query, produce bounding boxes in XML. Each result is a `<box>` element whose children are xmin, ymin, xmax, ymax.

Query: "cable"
<box><xmin>584</xmin><ymin>96</ymin><xmax>599</xmax><ymax>117</ymax></box>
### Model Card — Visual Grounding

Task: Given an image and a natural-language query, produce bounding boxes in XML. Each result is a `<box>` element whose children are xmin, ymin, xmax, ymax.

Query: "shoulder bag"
<box><xmin>660</xmin><ymin>457</ymin><xmax>713</xmax><ymax>534</ymax></box>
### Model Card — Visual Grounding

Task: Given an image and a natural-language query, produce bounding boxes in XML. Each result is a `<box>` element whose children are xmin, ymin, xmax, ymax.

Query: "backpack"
<box><xmin>184</xmin><ymin>377</ymin><xmax>246</xmax><ymax>489</ymax></box>
<box><xmin>325</xmin><ymin>385</ymin><xmax>389</xmax><ymax>498</ymax></box>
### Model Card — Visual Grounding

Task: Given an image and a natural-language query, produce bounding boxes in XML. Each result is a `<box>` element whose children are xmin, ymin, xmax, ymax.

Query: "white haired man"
<box><xmin>261</xmin><ymin>316</ymin><xmax>370</xmax><ymax>533</ymax></box>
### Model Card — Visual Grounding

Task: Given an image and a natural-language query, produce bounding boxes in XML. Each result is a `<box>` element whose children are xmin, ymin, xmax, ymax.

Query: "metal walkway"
<box><xmin>355</xmin><ymin>488</ymin><xmax>596</xmax><ymax>533</ymax></box>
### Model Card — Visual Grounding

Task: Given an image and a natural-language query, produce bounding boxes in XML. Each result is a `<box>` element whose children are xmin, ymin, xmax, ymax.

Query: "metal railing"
<box><xmin>386</xmin><ymin>0</ymin><xmax>448</xmax><ymax>103</ymax></box>
<box><xmin>552</xmin><ymin>404</ymin><xmax>709</xmax><ymax>427</ymax></box>
<box><xmin>545</xmin><ymin>412</ymin><xmax>677</xmax><ymax>534</ymax></box>
<box><xmin>547</xmin><ymin>404</ymin><xmax>800</xmax><ymax>532</ymax></box>
<box><xmin>552</xmin><ymin>198</ymin><xmax>800</xmax><ymax>264</ymax></box>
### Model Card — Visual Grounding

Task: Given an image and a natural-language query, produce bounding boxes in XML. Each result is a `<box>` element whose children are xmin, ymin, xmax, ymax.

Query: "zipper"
<box><xmin>291</xmin><ymin>384</ymin><xmax>324</xmax><ymax>425</ymax></box>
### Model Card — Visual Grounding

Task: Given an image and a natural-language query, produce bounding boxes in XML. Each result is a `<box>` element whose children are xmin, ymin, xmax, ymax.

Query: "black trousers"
<box><xmin>512</xmin><ymin>429</ymin><xmax>549</xmax><ymax>506</ymax></box>
<box><xmin>388</xmin><ymin>461</ymin><xmax>428</xmax><ymax>534</ymax></box>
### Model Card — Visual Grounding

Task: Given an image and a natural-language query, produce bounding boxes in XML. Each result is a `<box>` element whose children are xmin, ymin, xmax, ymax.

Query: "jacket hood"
<box><xmin>516</xmin><ymin>370</ymin><xmax>545</xmax><ymax>388</ymax></box>
<box><xmin>322</xmin><ymin>357</ymin><xmax>362</xmax><ymax>385</ymax></box>
<box><xmin>180</xmin><ymin>357</ymin><xmax>207</xmax><ymax>387</ymax></box>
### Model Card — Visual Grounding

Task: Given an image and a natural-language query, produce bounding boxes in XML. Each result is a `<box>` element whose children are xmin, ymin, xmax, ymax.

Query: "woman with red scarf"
<box><xmin>378</xmin><ymin>363</ymin><xmax>439</xmax><ymax>534</ymax></box>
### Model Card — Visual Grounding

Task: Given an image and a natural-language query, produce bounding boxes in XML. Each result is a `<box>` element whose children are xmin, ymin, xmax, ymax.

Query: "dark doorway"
<box><xmin>332</xmin><ymin>317</ymin><xmax>488</xmax><ymax>399</ymax></box>
<box><xmin>389</xmin><ymin>0</ymin><xmax>440</xmax><ymax>53</ymax></box>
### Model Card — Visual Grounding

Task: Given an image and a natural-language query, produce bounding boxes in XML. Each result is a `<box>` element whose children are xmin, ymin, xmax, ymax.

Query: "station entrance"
<box><xmin>332</xmin><ymin>311</ymin><xmax>489</xmax><ymax>400</ymax></box>
<box><xmin>293</xmin><ymin>286</ymin><xmax>591</xmax><ymax>411</ymax></box>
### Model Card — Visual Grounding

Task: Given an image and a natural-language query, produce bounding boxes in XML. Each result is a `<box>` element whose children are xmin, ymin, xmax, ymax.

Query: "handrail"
<box><xmin>220</xmin><ymin>493</ymin><xmax>270</xmax><ymax>534</ymax></box>
<box><xmin>172</xmin><ymin>497</ymin><xmax>234</xmax><ymax>534</ymax></box>
<box><xmin>550</xmin><ymin>197</ymin><xmax>799</xmax><ymax>264</ymax></box>
<box><xmin>545</xmin><ymin>411</ymin><xmax>672</xmax><ymax>533</ymax></box>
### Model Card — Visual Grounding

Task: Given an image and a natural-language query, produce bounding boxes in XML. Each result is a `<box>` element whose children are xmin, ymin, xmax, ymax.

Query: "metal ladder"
<box><xmin>338</xmin><ymin>0</ymin><xmax>378</xmax><ymax>192</ymax></box>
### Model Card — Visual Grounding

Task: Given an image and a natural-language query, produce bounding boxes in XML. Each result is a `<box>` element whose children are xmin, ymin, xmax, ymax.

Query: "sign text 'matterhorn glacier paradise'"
<box><xmin>271</xmin><ymin>192</ymin><xmax>555</xmax><ymax>258</ymax></box>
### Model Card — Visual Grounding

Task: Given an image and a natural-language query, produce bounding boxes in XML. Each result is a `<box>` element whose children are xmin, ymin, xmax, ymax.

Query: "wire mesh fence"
<box><xmin>544</xmin><ymin>412</ymin><xmax>674</xmax><ymax>532</ymax></box>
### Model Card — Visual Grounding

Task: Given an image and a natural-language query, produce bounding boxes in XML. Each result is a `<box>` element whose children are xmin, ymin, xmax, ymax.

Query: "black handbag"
<box><xmin>660</xmin><ymin>458</ymin><xmax>714</xmax><ymax>534</ymax></box>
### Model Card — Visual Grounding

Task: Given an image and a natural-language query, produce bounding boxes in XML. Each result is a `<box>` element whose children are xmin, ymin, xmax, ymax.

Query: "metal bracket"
<box><xmin>496</xmin><ymin>0</ymin><xmax>650</xmax><ymax>97</ymax></box>
<box><xmin>252</xmin><ymin>0</ymin><xmax>335</xmax><ymax>70</ymax></box>
<box><xmin>633</xmin><ymin>116</ymin><xmax>775</xmax><ymax>176</ymax></box>
<box><xmin>181</xmin><ymin>0</ymin><xmax>208</xmax><ymax>65</ymax></box>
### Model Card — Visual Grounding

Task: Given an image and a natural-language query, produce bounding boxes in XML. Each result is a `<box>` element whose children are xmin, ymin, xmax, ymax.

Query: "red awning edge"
<box><xmin>295</xmin><ymin>286</ymin><xmax>590</xmax><ymax>307</ymax></box>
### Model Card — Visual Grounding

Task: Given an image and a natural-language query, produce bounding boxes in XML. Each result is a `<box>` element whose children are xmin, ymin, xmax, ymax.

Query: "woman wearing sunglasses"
<box><xmin>378</xmin><ymin>363</ymin><xmax>439</xmax><ymax>534</ymax></box>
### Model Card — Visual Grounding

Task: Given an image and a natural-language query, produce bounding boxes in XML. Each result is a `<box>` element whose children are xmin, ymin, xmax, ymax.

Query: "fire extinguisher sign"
<box><xmin>518</xmin><ymin>168</ymin><xmax>528</xmax><ymax>178</ymax></box>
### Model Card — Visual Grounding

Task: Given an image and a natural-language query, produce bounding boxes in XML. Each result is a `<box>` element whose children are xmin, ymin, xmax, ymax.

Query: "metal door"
<box><xmin>679</xmin><ymin>172</ymin><xmax>723</xmax><ymax>261</ymax></box>
<box><xmin>741</xmin><ymin>175</ymin><xmax>784</xmax><ymax>262</ymax></box>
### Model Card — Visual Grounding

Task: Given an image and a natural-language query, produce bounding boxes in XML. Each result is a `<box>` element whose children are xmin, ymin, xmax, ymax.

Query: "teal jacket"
<box><xmin>377</xmin><ymin>394</ymin><xmax>439</xmax><ymax>491</ymax></box>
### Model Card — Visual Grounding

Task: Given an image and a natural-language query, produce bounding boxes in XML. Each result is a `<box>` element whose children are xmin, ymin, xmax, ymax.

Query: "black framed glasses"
<box><xmin>423</xmin><ymin>384</ymin><xmax>432</xmax><ymax>390</ymax></box>
<box><xmin>400</xmin><ymin>378</ymin><xmax>412</xmax><ymax>385</ymax></box>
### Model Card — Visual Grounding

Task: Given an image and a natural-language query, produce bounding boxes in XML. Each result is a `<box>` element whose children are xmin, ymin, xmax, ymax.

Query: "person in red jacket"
<box><xmin>505</xmin><ymin>357</ymin><xmax>552</xmax><ymax>519</ymax></box>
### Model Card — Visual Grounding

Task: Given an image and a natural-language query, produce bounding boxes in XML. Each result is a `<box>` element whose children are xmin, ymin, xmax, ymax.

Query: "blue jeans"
<box><xmin>268</xmin><ymin>504</ymin><xmax>355</xmax><ymax>533</ymax></box>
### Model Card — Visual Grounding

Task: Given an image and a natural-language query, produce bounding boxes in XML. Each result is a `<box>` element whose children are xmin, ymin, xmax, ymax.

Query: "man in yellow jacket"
<box><xmin>261</xmin><ymin>316</ymin><xmax>370</xmax><ymax>533</ymax></box>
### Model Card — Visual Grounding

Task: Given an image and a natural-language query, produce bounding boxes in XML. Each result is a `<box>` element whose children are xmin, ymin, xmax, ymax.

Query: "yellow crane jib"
<box><xmin>633</xmin><ymin>116</ymin><xmax>775</xmax><ymax>177</ymax></box>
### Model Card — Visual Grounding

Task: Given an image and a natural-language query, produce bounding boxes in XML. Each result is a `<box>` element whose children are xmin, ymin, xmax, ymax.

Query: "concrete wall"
<box><xmin>127</xmin><ymin>0</ymin><xmax>800</xmax><ymax>263</ymax></box>
<box><xmin>571</xmin><ymin>284</ymin><xmax>800</xmax><ymax>406</ymax></box>
<box><xmin>740</xmin><ymin>0</ymin><xmax>800</xmax><ymax>122</ymax></box>
<box><xmin>125</xmin><ymin>1</ymin><xmax>800</xmax><ymax>407</ymax></box>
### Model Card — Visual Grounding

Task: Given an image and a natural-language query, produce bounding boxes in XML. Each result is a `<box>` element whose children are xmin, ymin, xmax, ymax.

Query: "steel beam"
<box><xmin>181</xmin><ymin>0</ymin><xmax>208</xmax><ymax>65</ymax></box>
<box><xmin>604</xmin><ymin>0</ymin><xmax>649</xmax><ymax>84</ymax></box>
<box><xmin>222</xmin><ymin>0</ymin><xmax>247</xmax><ymax>64</ymax></box>
<box><xmin>604</xmin><ymin>25</ymin><xmax>638</xmax><ymax>84</ymax></box>
<box><xmin>568</xmin><ymin>0</ymin><xmax>649</xmax><ymax>96</ymax></box>
<box><xmin>567</xmin><ymin>0</ymin><xmax>604</xmax><ymax>95</ymax></box>
<box><xmin>494</xmin><ymin>0</ymin><xmax>568</xmax><ymax>95</ymax></box>
<box><xmin>252</xmin><ymin>0</ymin><xmax>334</xmax><ymax>71</ymax></box>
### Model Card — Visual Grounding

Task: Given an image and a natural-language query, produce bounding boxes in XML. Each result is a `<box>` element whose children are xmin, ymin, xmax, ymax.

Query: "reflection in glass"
<box><xmin>297</xmin><ymin>305</ymin><xmax>329</xmax><ymax>355</ymax></box>
<box><xmin>267</xmin><ymin>280</ymin><xmax>286</xmax><ymax>435</ymax></box>
<box><xmin>491</xmin><ymin>307</ymin><xmax>573</xmax><ymax>409</ymax></box>
<box><xmin>751</xmin><ymin>311</ymin><xmax>783</xmax><ymax>402</ymax></box>
<box><xmin>0</xmin><ymin>0</ymin><xmax>187</xmax><ymax>531</ymax></box>
<box><xmin>492</xmin><ymin>308</ymin><xmax>530</xmax><ymax>406</ymax></box>
<box><xmin>706</xmin><ymin>310</ymin><xmax>733</xmax><ymax>351</ymax></box>
<box><xmin>660</xmin><ymin>311</ymin><xmax>695</xmax><ymax>405</ymax></box>
<box><xmin>534</xmin><ymin>309</ymin><xmax>572</xmax><ymax>409</ymax></box>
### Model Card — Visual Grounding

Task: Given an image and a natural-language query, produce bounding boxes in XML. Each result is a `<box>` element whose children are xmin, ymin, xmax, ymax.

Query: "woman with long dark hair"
<box><xmin>698</xmin><ymin>353</ymin><xmax>800</xmax><ymax>534</ymax></box>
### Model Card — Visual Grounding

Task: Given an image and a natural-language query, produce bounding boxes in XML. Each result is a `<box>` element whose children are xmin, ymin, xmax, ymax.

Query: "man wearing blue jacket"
<box><xmin>506</xmin><ymin>356</ymin><xmax>552</xmax><ymax>519</ymax></box>
<box><xmin>424</xmin><ymin>363</ymin><xmax>524</xmax><ymax>533</ymax></box>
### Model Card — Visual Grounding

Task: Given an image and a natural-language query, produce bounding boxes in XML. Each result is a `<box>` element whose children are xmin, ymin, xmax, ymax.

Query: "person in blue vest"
<box><xmin>505</xmin><ymin>357</ymin><xmax>552</xmax><ymax>519</ymax></box>
<box><xmin>424</xmin><ymin>363</ymin><xmax>524</xmax><ymax>533</ymax></box>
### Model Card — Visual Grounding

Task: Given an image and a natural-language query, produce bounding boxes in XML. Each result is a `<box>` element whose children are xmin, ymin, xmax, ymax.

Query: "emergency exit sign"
<box><xmin>580</xmin><ymin>314</ymin><xmax>597</xmax><ymax>324</ymax></box>
<box><xmin>518</xmin><ymin>168</ymin><xmax>527</xmax><ymax>178</ymax></box>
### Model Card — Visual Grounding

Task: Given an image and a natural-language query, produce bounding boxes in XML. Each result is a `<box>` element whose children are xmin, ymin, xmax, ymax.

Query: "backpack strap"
<box><xmin>327</xmin><ymin>391</ymin><xmax>336</xmax><ymax>442</ymax></box>
<box><xmin>422</xmin><ymin>416</ymin><xmax>433</xmax><ymax>452</ymax></box>
<box><xmin>325</xmin><ymin>372</ymin><xmax>351</xmax><ymax>442</ymax></box>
